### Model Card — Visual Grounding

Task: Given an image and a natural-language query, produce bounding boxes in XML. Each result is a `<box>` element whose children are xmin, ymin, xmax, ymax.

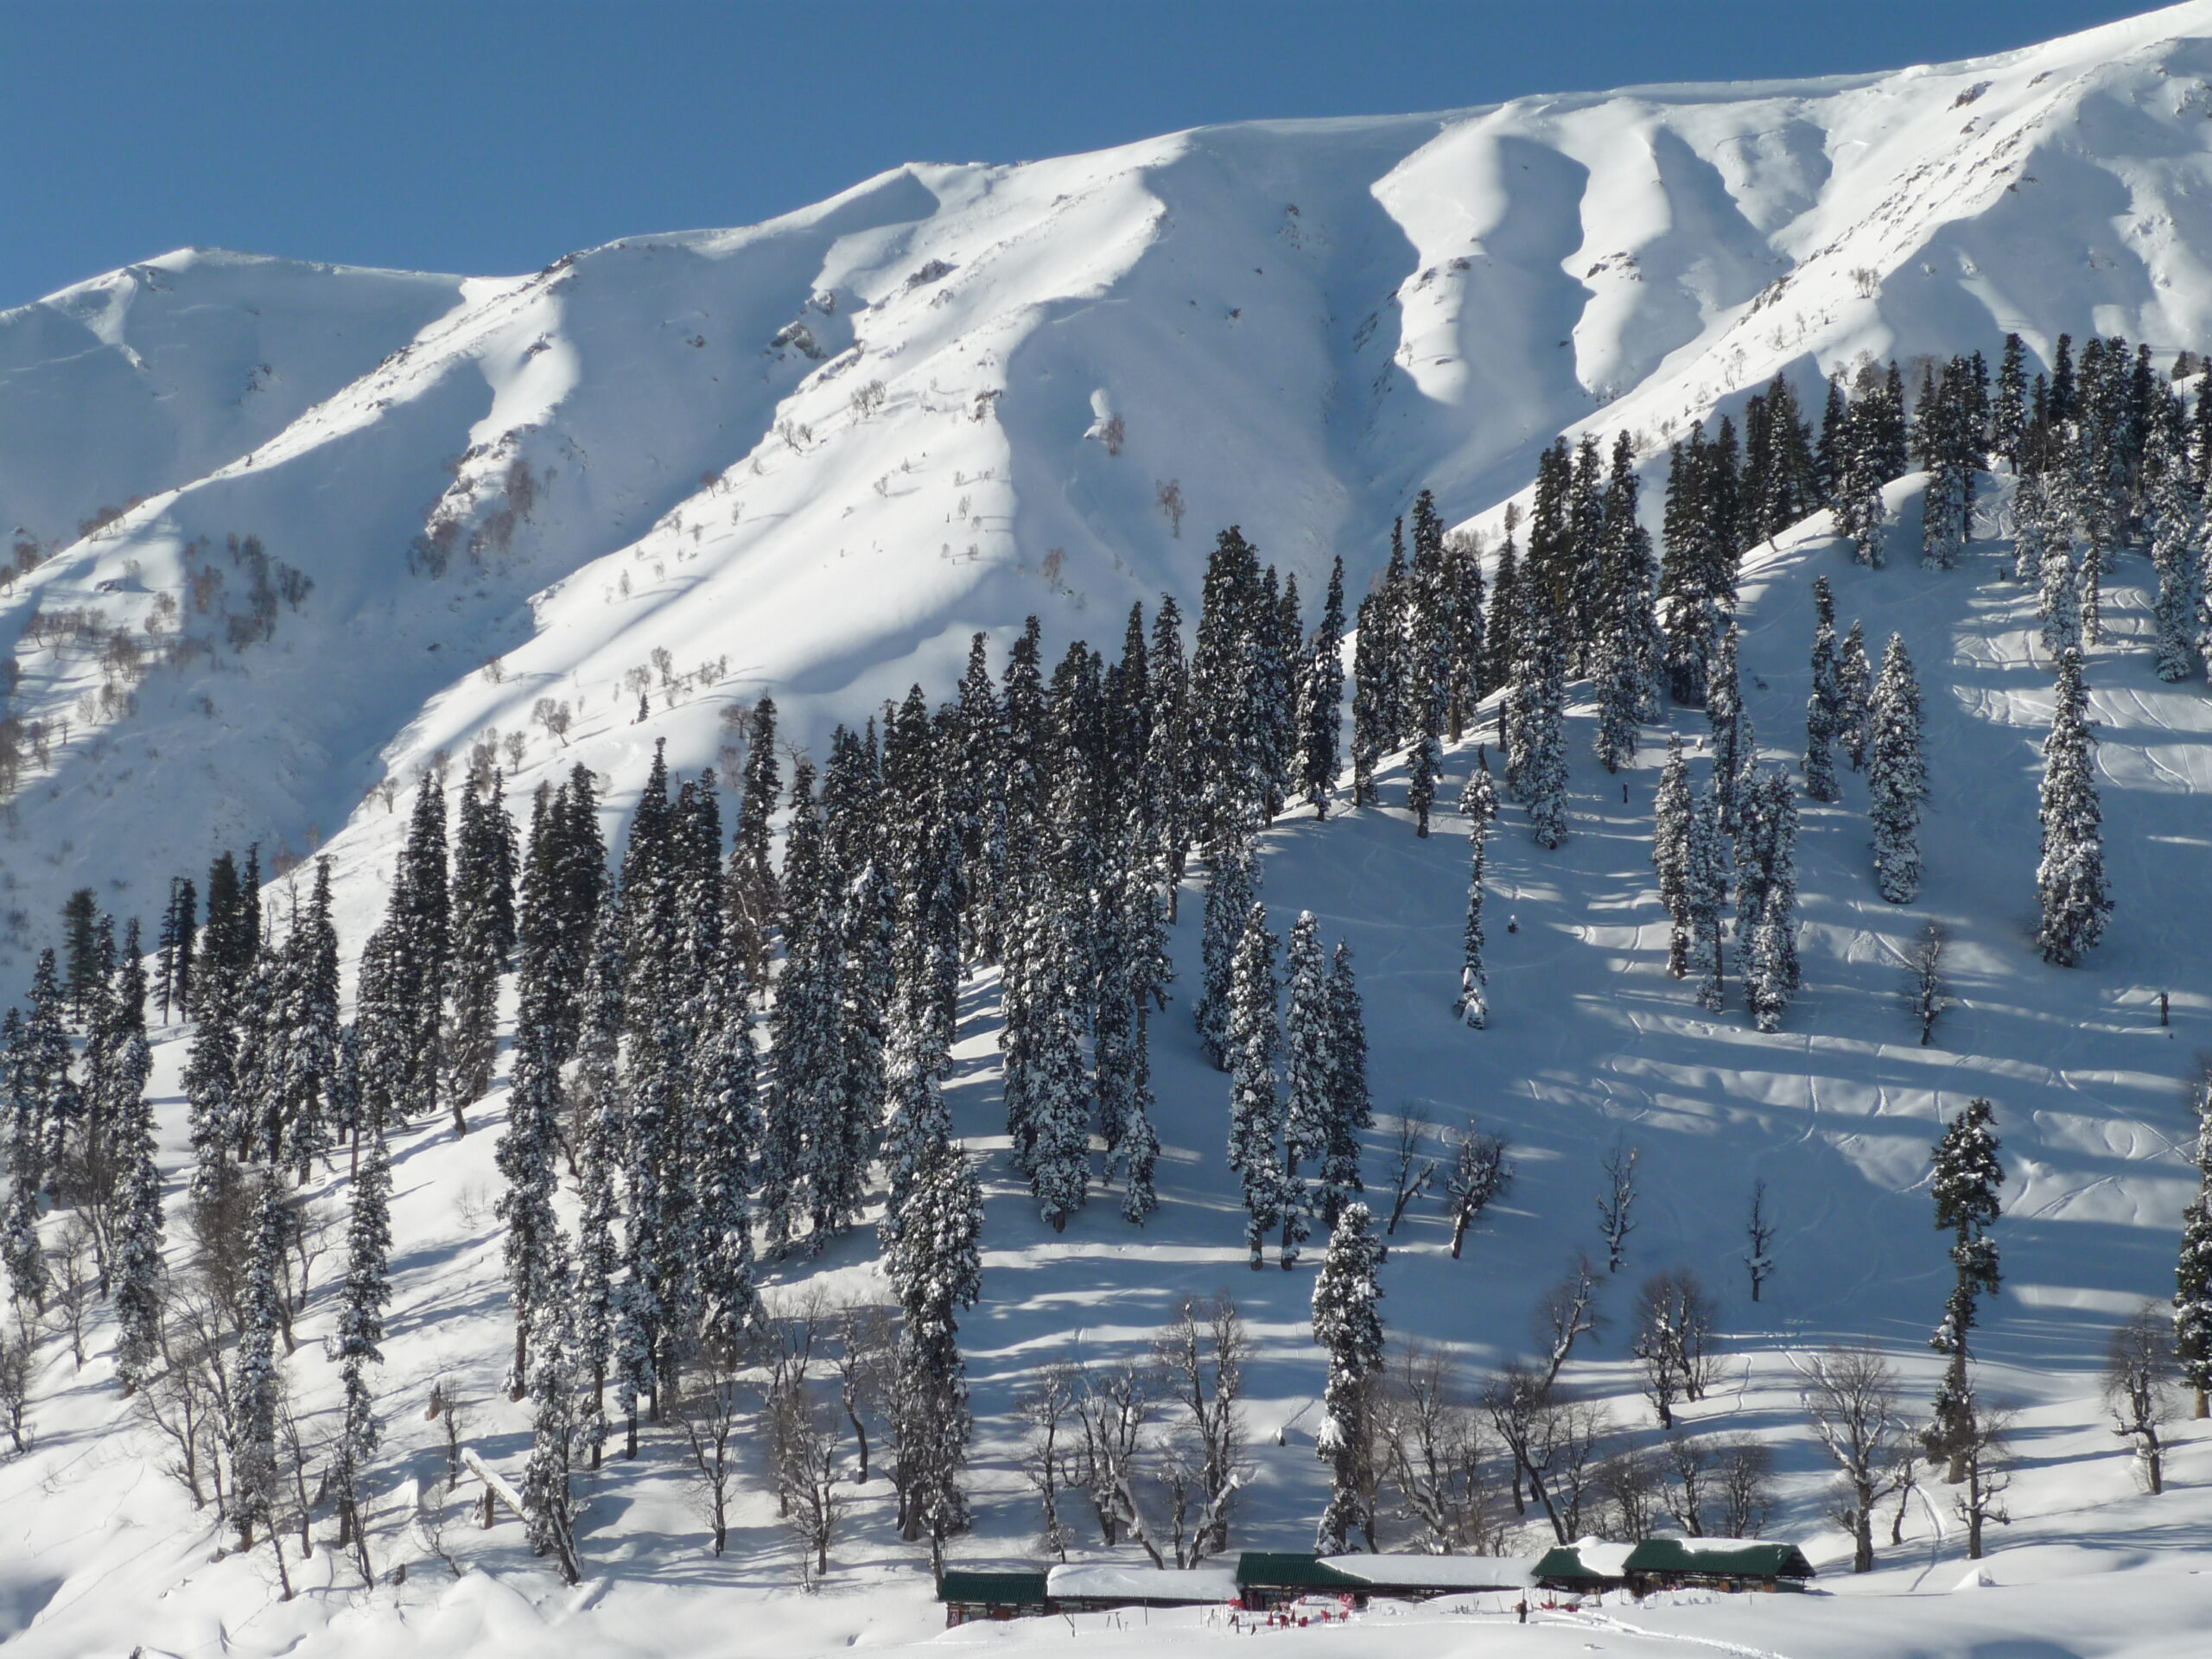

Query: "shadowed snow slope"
<box><xmin>4</xmin><ymin>7</ymin><xmax>2212</xmax><ymax>1658</ymax></box>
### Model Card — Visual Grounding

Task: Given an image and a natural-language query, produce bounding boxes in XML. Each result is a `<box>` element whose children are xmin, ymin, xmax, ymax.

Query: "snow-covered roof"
<box><xmin>1319</xmin><ymin>1554</ymin><xmax>1535</xmax><ymax>1589</ymax></box>
<box><xmin>1045</xmin><ymin>1564</ymin><xmax>1241</xmax><ymax>1603</ymax></box>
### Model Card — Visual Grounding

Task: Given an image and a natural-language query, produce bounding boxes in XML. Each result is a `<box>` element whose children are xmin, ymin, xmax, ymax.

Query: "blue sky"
<box><xmin>1</xmin><ymin>0</ymin><xmax>2152</xmax><ymax>308</ymax></box>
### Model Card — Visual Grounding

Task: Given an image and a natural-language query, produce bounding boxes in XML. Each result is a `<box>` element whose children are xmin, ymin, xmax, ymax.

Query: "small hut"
<box><xmin>1318</xmin><ymin>1554</ymin><xmax>1535</xmax><ymax>1600</ymax></box>
<box><xmin>1046</xmin><ymin>1563</ymin><xmax>1241</xmax><ymax>1611</ymax></box>
<box><xmin>1531</xmin><ymin>1539</ymin><xmax>1637</xmax><ymax>1596</ymax></box>
<box><xmin>938</xmin><ymin>1568</ymin><xmax>1051</xmax><ymax>1626</ymax></box>
<box><xmin>1622</xmin><ymin>1537</ymin><xmax>1815</xmax><ymax>1593</ymax></box>
<box><xmin>1233</xmin><ymin>1552</ymin><xmax>1366</xmax><ymax>1609</ymax></box>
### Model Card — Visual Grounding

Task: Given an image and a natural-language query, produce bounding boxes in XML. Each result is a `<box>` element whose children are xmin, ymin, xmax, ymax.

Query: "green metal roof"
<box><xmin>1234</xmin><ymin>1552</ymin><xmax>1365</xmax><ymax>1589</ymax></box>
<box><xmin>1531</xmin><ymin>1546</ymin><xmax>1621</xmax><ymax>1584</ymax></box>
<box><xmin>1622</xmin><ymin>1540</ymin><xmax>1815</xmax><ymax>1580</ymax></box>
<box><xmin>938</xmin><ymin>1569</ymin><xmax>1051</xmax><ymax>1604</ymax></box>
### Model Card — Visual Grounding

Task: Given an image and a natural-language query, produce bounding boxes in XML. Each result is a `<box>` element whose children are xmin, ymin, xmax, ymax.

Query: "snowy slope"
<box><xmin>4</xmin><ymin>6</ymin><xmax>2212</xmax><ymax>1657</ymax></box>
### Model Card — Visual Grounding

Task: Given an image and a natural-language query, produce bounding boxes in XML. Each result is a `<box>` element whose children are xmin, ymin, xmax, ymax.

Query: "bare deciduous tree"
<box><xmin>2103</xmin><ymin>1303</ymin><xmax>2176</xmax><ymax>1495</ymax></box>
<box><xmin>673</xmin><ymin>1366</ymin><xmax>745</xmax><ymax>1556</ymax></box>
<box><xmin>830</xmin><ymin>1306</ymin><xmax>893</xmax><ymax>1484</ymax></box>
<box><xmin>1384</xmin><ymin>1113</ymin><xmax>1439</xmax><ymax>1236</ymax></box>
<box><xmin>1020</xmin><ymin>1362</ymin><xmax>1081</xmax><ymax>1560</ymax></box>
<box><xmin>1744</xmin><ymin>1181</ymin><xmax>1777</xmax><ymax>1303</ymax></box>
<box><xmin>766</xmin><ymin>1366</ymin><xmax>843</xmax><ymax>1585</ymax></box>
<box><xmin>1597</xmin><ymin>1141</ymin><xmax>1639</xmax><ymax>1273</ymax></box>
<box><xmin>1802</xmin><ymin>1345</ymin><xmax>1912</xmax><ymax>1573</ymax></box>
<box><xmin>1443</xmin><ymin>1125</ymin><xmax>1512</xmax><ymax>1261</ymax></box>
<box><xmin>1906</xmin><ymin>922</ymin><xmax>1947</xmax><ymax>1046</ymax></box>
<box><xmin>1377</xmin><ymin>1344</ymin><xmax>1495</xmax><ymax>1553</ymax></box>
<box><xmin>1537</xmin><ymin>1257</ymin><xmax>1603</xmax><ymax>1389</ymax></box>
<box><xmin>1953</xmin><ymin>1403</ymin><xmax>2012</xmax><ymax>1559</ymax></box>
<box><xmin>1715</xmin><ymin>1434</ymin><xmax>1775</xmax><ymax>1539</ymax></box>
<box><xmin>1631</xmin><ymin>1268</ymin><xmax>1719</xmax><ymax>1429</ymax></box>
<box><xmin>1598</xmin><ymin>1441</ymin><xmax>1663</xmax><ymax>1540</ymax></box>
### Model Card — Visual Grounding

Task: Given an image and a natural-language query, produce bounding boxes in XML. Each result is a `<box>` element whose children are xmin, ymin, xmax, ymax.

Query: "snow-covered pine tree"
<box><xmin>394</xmin><ymin>778</ymin><xmax>452</xmax><ymax>1119</ymax></box>
<box><xmin>1803</xmin><ymin>575</ymin><xmax>1843</xmax><ymax>802</ymax></box>
<box><xmin>1654</xmin><ymin>735</ymin><xmax>1694</xmax><ymax>978</ymax></box>
<box><xmin>229</xmin><ymin>1181</ymin><xmax>287</xmax><ymax>1551</ymax></box>
<box><xmin>2011</xmin><ymin>470</ymin><xmax>2052</xmax><ymax>585</ymax></box>
<box><xmin>1687</xmin><ymin>783</ymin><xmax>1729</xmax><ymax>1013</ymax></box>
<box><xmin>1281</xmin><ymin>912</ymin><xmax>1332</xmax><ymax>1260</ymax></box>
<box><xmin>1745</xmin><ymin>770</ymin><xmax>1802</xmax><ymax>1033</ymax></box>
<box><xmin>331</xmin><ymin>1122</ymin><xmax>391</xmax><ymax>1575</ymax></box>
<box><xmin>2148</xmin><ymin>429</ymin><xmax>2201</xmax><ymax>682</ymax></box>
<box><xmin>2177</xmin><ymin>1065</ymin><xmax>2212</xmax><ymax>1420</ymax></box>
<box><xmin>1300</xmin><ymin>557</ymin><xmax>1348</xmax><ymax>817</ymax></box>
<box><xmin>1407</xmin><ymin>727</ymin><xmax>1442</xmax><ymax>836</ymax></box>
<box><xmin>1707</xmin><ymin>620</ymin><xmax>1745</xmax><ymax>830</ymax></box>
<box><xmin>728</xmin><ymin>696</ymin><xmax>783</xmax><ymax>980</ymax></box>
<box><xmin>2038</xmin><ymin>524</ymin><xmax>2083</xmax><ymax>664</ymax></box>
<box><xmin>111</xmin><ymin>1016</ymin><xmax>165</xmax><ymax>1395</ymax></box>
<box><xmin>0</xmin><ymin>1010</ymin><xmax>44</xmax><ymax>1310</ymax></box>
<box><xmin>1320</xmin><ymin>941</ymin><xmax>1370</xmax><ymax>1226</ymax></box>
<box><xmin>1868</xmin><ymin>633</ymin><xmax>1927</xmax><ymax>904</ymax></box>
<box><xmin>444</xmin><ymin>772</ymin><xmax>517</xmax><ymax>1125</ymax></box>
<box><xmin>688</xmin><ymin>950</ymin><xmax>759</xmax><ymax>1365</ymax></box>
<box><xmin>1926</xmin><ymin>1097</ymin><xmax>2004</xmax><ymax>1478</ymax></box>
<box><xmin>521</xmin><ymin>1276</ymin><xmax>584</xmax><ymax>1585</ymax></box>
<box><xmin>2036</xmin><ymin>646</ymin><xmax>2113</xmax><ymax>967</ymax></box>
<box><xmin>156</xmin><ymin>875</ymin><xmax>196</xmax><ymax>1022</ymax></box>
<box><xmin>1311</xmin><ymin>1201</ymin><xmax>1385</xmax><ymax>1554</ymax></box>
<box><xmin>1194</xmin><ymin>830</ymin><xmax>1257</xmax><ymax>1071</ymax></box>
<box><xmin>498</xmin><ymin>959</ymin><xmax>569</xmax><ymax>1394</ymax></box>
<box><xmin>1521</xmin><ymin>615</ymin><xmax>1571</xmax><ymax>849</ymax></box>
<box><xmin>884</xmin><ymin>1137</ymin><xmax>982</xmax><ymax>1569</ymax></box>
<box><xmin>1095</xmin><ymin>841</ymin><xmax>1164</xmax><ymax>1225</ymax></box>
<box><xmin>1225</xmin><ymin>903</ymin><xmax>1288</xmax><ymax>1270</ymax></box>
<box><xmin>1838</xmin><ymin>620</ymin><xmax>1874</xmax><ymax>772</ymax></box>
<box><xmin>569</xmin><ymin>899</ymin><xmax>623</xmax><ymax>1465</ymax></box>
<box><xmin>1994</xmin><ymin>334</ymin><xmax>2029</xmax><ymax>469</ymax></box>
<box><xmin>1456</xmin><ymin>769</ymin><xmax>1497</xmax><ymax>1024</ymax></box>
<box><xmin>1025</xmin><ymin>901</ymin><xmax>1093</xmax><ymax>1234</ymax></box>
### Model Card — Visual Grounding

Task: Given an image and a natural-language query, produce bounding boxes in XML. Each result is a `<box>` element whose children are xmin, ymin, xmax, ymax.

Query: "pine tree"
<box><xmin>1687</xmin><ymin>783</ymin><xmax>1729</xmax><ymax>1013</ymax></box>
<box><xmin>2177</xmin><ymin>1065</ymin><xmax>2212</xmax><ymax>1419</ymax></box>
<box><xmin>332</xmin><ymin>1124</ymin><xmax>391</xmax><ymax>1574</ymax></box>
<box><xmin>1194</xmin><ymin>832</ymin><xmax>1257</xmax><ymax>1071</ymax></box>
<box><xmin>1926</xmin><ymin>1098</ymin><xmax>2003</xmax><ymax>1478</ymax></box>
<box><xmin>1312</xmin><ymin>1202</ymin><xmax>1385</xmax><ymax>1554</ymax></box>
<box><xmin>2036</xmin><ymin>647</ymin><xmax>2112</xmax><ymax>966</ymax></box>
<box><xmin>1299</xmin><ymin>559</ymin><xmax>1347</xmax><ymax>817</ymax></box>
<box><xmin>570</xmin><ymin>899</ymin><xmax>624</xmax><ymax>1464</ymax></box>
<box><xmin>1803</xmin><ymin>575</ymin><xmax>1843</xmax><ymax>802</ymax></box>
<box><xmin>156</xmin><ymin>875</ymin><xmax>196</xmax><ymax>1022</ymax></box>
<box><xmin>1654</xmin><ymin>736</ymin><xmax>1694</xmax><ymax>978</ymax></box>
<box><xmin>111</xmin><ymin>1018</ymin><xmax>165</xmax><ymax>1395</ymax></box>
<box><xmin>1868</xmin><ymin>634</ymin><xmax>1927</xmax><ymax>904</ymax></box>
<box><xmin>1521</xmin><ymin>617</ymin><xmax>1570</xmax><ymax>849</ymax></box>
<box><xmin>1281</xmin><ymin>911</ymin><xmax>1337</xmax><ymax>1244</ymax></box>
<box><xmin>1322</xmin><ymin>941</ymin><xmax>1370</xmax><ymax>1225</ymax></box>
<box><xmin>728</xmin><ymin>698</ymin><xmax>783</xmax><ymax>979</ymax></box>
<box><xmin>1456</xmin><ymin>769</ymin><xmax>1496</xmax><ymax>1026</ymax></box>
<box><xmin>1025</xmin><ymin>902</ymin><xmax>1093</xmax><ymax>1233</ymax></box>
<box><xmin>521</xmin><ymin>1277</ymin><xmax>584</xmax><ymax>1584</ymax></box>
<box><xmin>2148</xmin><ymin>434</ymin><xmax>2200</xmax><ymax>682</ymax></box>
<box><xmin>1147</xmin><ymin>599</ymin><xmax>1195</xmax><ymax>906</ymax></box>
<box><xmin>884</xmin><ymin>1138</ymin><xmax>982</xmax><ymax>1567</ymax></box>
<box><xmin>445</xmin><ymin>772</ymin><xmax>517</xmax><ymax>1124</ymax></box>
<box><xmin>229</xmin><ymin>1182</ymin><xmax>286</xmax><ymax>1550</ymax></box>
<box><xmin>1225</xmin><ymin>903</ymin><xmax>1287</xmax><ymax>1270</ymax></box>
<box><xmin>0</xmin><ymin>1008</ymin><xmax>44</xmax><ymax>1309</ymax></box>
<box><xmin>1994</xmin><ymin>334</ymin><xmax>2029</xmax><ymax>469</ymax></box>
<box><xmin>393</xmin><ymin>779</ymin><xmax>452</xmax><ymax>1118</ymax></box>
<box><xmin>1707</xmin><ymin>620</ymin><xmax>1746</xmax><ymax>830</ymax></box>
<box><xmin>498</xmin><ymin>961</ymin><xmax>568</xmax><ymax>1393</ymax></box>
<box><xmin>1745</xmin><ymin>771</ymin><xmax>1801</xmax><ymax>1033</ymax></box>
<box><xmin>1838</xmin><ymin>621</ymin><xmax>1873</xmax><ymax>772</ymax></box>
<box><xmin>2039</xmin><ymin>526</ymin><xmax>2083</xmax><ymax>664</ymax></box>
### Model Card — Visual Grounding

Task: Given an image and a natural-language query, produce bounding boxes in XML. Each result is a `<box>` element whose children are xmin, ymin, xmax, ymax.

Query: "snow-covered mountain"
<box><xmin>7</xmin><ymin>6</ymin><xmax>2212</xmax><ymax>1658</ymax></box>
<box><xmin>9</xmin><ymin>3</ymin><xmax>2212</xmax><ymax>963</ymax></box>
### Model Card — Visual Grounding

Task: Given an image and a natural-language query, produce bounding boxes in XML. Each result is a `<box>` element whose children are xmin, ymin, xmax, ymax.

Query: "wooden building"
<box><xmin>1622</xmin><ymin>1538</ymin><xmax>1815</xmax><ymax>1593</ymax></box>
